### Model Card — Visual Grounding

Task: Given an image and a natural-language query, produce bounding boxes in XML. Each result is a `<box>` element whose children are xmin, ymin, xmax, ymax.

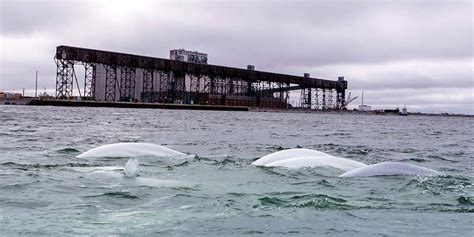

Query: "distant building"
<box><xmin>0</xmin><ymin>92</ymin><xmax>22</xmax><ymax>99</ymax></box>
<box><xmin>170</xmin><ymin>49</ymin><xmax>208</xmax><ymax>64</ymax></box>
<box><xmin>358</xmin><ymin>105</ymin><xmax>372</xmax><ymax>111</ymax></box>
<box><xmin>0</xmin><ymin>91</ymin><xmax>31</xmax><ymax>105</ymax></box>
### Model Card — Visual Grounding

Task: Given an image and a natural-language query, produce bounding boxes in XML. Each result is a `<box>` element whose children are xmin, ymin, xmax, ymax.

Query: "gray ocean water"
<box><xmin>0</xmin><ymin>105</ymin><xmax>473</xmax><ymax>236</ymax></box>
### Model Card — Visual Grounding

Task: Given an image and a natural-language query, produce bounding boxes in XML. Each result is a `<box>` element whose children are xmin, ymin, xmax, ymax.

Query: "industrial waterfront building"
<box><xmin>54</xmin><ymin>45</ymin><xmax>348</xmax><ymax>109</ymax></box>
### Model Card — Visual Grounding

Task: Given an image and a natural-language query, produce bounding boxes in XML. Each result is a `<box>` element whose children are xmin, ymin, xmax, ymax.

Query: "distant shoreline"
<box><xmin>1</xmin><ymin>98</ymin><xmax>472</xmax><ymax>117</ymax></box>
<box><xmin>249</xmin><ymin>107</ymin><xmax>474</xmax><ymax>118</ymax></box>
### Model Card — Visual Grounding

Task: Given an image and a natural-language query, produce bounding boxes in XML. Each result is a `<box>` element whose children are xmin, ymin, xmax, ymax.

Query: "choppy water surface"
<box><xmin>0</xmin><ymin>105</ymin><xmax>473</xmax><ymax>235</ymax></box>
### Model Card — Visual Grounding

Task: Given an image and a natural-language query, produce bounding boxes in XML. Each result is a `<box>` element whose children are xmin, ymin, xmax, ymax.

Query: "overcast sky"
<box><xmin>0</xmin><ymin>0</ymin><xmax>472</xmax><ymax>113</ymax></box>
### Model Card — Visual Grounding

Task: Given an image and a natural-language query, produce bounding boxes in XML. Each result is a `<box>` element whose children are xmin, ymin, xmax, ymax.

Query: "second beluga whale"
<box><xmin>253</xmin><ymin>148</ymin><xmax>441</xmax><ymax>177</ymax></box>
<box><xmin>252</xmin><ymin>148</ymin><xmax>367</xmax><ymax>171</ymax></box>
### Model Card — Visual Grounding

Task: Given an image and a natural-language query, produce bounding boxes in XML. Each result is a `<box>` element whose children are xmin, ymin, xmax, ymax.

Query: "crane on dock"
<box><xmin>339</xmin><ymin>92</ymin><xmax>358</xmax><ymax>110</ymax></box>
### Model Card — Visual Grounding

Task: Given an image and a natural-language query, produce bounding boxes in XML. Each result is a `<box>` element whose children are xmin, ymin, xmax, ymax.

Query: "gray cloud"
<box><xmin>0</xmin><ymin>0</ymin><xmax>472</xmax><ymax>113</ymax></box>
<box><xmin>0</xmin><ymin>0</ymin><xmax>94</xmax><ymax>36</ymax></box>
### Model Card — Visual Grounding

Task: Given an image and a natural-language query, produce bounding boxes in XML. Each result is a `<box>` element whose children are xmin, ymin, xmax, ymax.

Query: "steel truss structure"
<box><xmin>104</xmin><ymin>64</ymin><xmax>117</xmax><ymax>101</ymax></box>
<box><xmin>55</xmin><ymin>58</ymin><xmax>75</xmax><ymax>99</ymax></box>
<box><xmin>118</xmin><ymin>66</ymin><xmax>136</xmax><ymax>101</ymax></box>
<box><xmin>141</xmin><ymin>68</ymin><xmax>154</xmax><ymax>102</ymax></box>
<box><xmin>54</xmin><ymin>45</ymin><xmax>347</xmax><ymax>109</ymax></box>
<box><xmin>82</xmin><ymin>63</ymin><xmax>96</xmax><ymax>99</ymax></box>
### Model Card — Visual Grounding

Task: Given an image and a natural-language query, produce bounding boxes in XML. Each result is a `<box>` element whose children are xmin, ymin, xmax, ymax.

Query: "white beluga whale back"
<box><xmin>252</xmin><ymin>149</ymin><xmax>328</xmax><ymax>166</ymax></box>
<box><xmin>252</xmin><ymin>148</ymin><xmax>367</xmax><ymax>171</ymax></box>
<box><xmin>339</xmin><ymin>162</ymin><xmax>441</xmax><ymax>177</ymax></box>
<box><xmin>77</xmin><ymin>142</ymin><xmax>185</xmax><ymax>158</ymax></box>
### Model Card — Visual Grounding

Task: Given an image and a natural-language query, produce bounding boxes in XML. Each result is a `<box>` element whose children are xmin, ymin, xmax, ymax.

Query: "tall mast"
<box><xmin>35</xmin><ymin>71</ymin><xmax>38</xmax><ymax>97</ymax></box>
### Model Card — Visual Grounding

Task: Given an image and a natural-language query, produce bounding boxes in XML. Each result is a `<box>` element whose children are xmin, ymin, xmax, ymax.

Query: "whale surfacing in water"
<box><xmin>339</xmin><ymin>162</ymin><xmax>441</xmax><ymax>177</ymax></box>
<box><xmin>252</xmin><ymin>148</ymin><xmax>366</xmax><ymax>171</ymax></box>
<box><xmin>77</xmin><ymin>143</ymin><xmax>185</xmax><ymax>158</ymax></box>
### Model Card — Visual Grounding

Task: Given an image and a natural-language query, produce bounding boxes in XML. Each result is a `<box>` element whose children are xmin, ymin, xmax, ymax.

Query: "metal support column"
<box><xmin>158</xmin><ymin>71</ymin><xmax>170</xmax><ymax>102</ymax></box>
<box><xmin>142</xmin><ymin>68</ymin><xmax>154</xmax><ymax>102</ymax></box>
<box><xmin>215</xmin><ymin>76</ymin><xmax>226</xmax><ymax>94</ymax></box>
<box><xmin>83</xmin><ymin>62</ymin><xmax>96</xmax><ymax>100</ymax></box>
<box><xmin>55</xmin><ymin>58</ymin><xmax>75</xmax><ymax>99</ymax></box>
<box><xmin>327</xmin><ymin>89</ymin><xmax>333</xmax><ymax>109</ymax></box>
<box><xmin>228</xmin><ymin>78</ymin><xmax>234</xmax><ymax>95</ymax></box>
<box><xmin>246</xmin><ymin>81</ymin><xmax>252</xmax><ymax>96</ymax></box>
<box><xmin>337</xmin><ymin>88</ymin><xmax>345</xmax><ymax>109</ymax></box>
<box><xmin>118</xmin><ymin>66</ymin><xmax>135</xmax><ymax>102</ymax></box>
<box><xmin>201</xmin><ymin>75</ymin><xmax>211</xmax><ymax>94</ymax></box>
<box><xmin>173</xmin><ymin>71</ymin><xmax>185</xmax><ymax>102</ymax></box>
<box><xmin>104</xmin><ymin>64</ymin><xmax>117</xmax><ymax>101</ymax></box>
<box><xmin>311</xmin><ymin>88</ymin><xmax>319</xmax><ymax>110</ymax></box>
<box><xmin>189</xmin><ymin>74</ymin><xmax>202</xmax><ymax>103</ymax></box>
<box><xmin>300</xmin><ymin>88</ymin><xmax>311</xmax><ymax>109</ymax></box>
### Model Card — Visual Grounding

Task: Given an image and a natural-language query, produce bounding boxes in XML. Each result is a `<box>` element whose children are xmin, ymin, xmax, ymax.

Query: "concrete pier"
<box><xmin>28</xmin><ymin>99</ymin><xmax>249</xmax><ymax>111</ymax></box>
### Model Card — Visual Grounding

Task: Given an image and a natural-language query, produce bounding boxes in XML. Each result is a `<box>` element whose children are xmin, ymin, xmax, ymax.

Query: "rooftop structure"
<box><xmin>170</xmin><ymin>49</ymin><xmax>208</xmax><ymax>64</ymax></box>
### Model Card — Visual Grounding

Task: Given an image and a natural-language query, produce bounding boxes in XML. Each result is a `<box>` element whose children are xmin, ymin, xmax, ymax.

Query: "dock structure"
<box><xmin>54</xmin><ymin>45</ymin><xmax>347</xmax><ymax>109</ymax></box>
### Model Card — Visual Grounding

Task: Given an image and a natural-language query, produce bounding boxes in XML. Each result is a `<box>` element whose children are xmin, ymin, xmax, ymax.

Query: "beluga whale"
<box><xmin>77</xmin><ymin>142</ymin><xmax>185</xmax><ymax>158</ymax></box>
<box><xmin>252</xmin><ymin>148</ymin><xmax>367</xmax><ymax>171</ymax></box>
<box><xmin>339</xmin><ymin>162</ymin><xmax>441</xmax><ymax>177</ymax></box>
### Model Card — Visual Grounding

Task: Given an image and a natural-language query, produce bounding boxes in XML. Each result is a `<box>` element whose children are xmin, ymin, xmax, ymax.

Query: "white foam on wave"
<box><xmin>72</xmin><ymin>164</ymin><xmax>195</xmax><ymax>188</ymax></box>
<box><xmin>76</xmin><ymin>143</ymin><xmax>185</xmax><ymax>158</ymax></box>
<box><xmin>339</xmin><ymin>162</ymin><xmax>441</xmax><ymax>177</ymax></box>
<box><xmin>252</xmin><ymin>148</ymin><xmax>367</xmax><ymax>171</ymax></box>
<box><xmin>68</xmin><ymin>166</ymin><xmax>124</xmax><ymax>173</ymax></box>
<box><xmin>124</xmin><ymin>158</ymin><xmax>139</xmax><ymax>177</ymax></box>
